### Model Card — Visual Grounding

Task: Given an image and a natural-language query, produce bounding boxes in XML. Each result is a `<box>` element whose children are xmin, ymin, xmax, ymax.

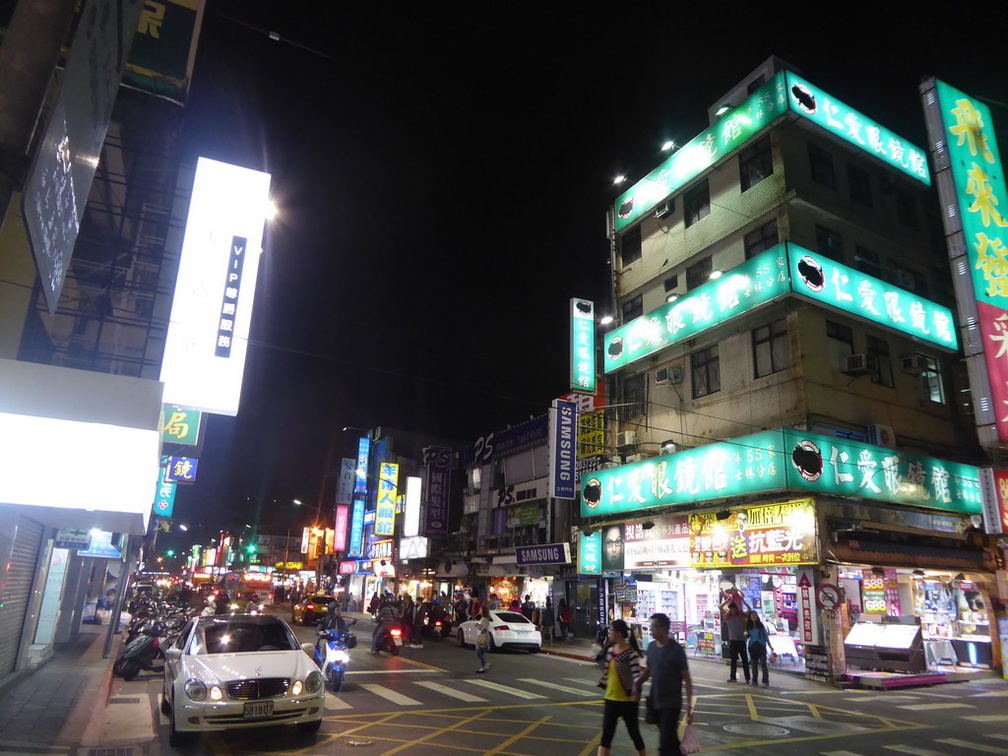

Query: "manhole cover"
<box><xmin>723</xmin><ymin>722</ymin><xmax>791</xmax><ymax>737</ymax></box>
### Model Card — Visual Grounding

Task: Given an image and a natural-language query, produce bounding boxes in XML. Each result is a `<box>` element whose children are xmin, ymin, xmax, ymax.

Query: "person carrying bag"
<box><xmin>745</xmin><ymin>610</ymin><xmax>773</xmax><ymax>687</ymax></box>
<box><xmin>595</xmin><ymin>619</ymin><xmax>646</xmax><ymax>756</ymax></box>
<box><xmin>474</xmin><ymin>605</ymin><xmax>492</xmax><ymax>673</ymax></box>
<box><xmin>634</xmin><ymin>613</ymin><xmax>694</xmax><ymax>756</ymax></box>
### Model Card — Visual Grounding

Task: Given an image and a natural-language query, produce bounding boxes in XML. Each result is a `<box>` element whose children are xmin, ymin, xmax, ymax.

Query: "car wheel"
<box><xmin>528</xmin><ymin>646</ymin><xmax>540</xmax><ymax>654</ymax></box>
<box><xmin>457</xmin><ymin>630</ymin><xmax>467</xmax><ymax>648</ymax></box>
<box><xmin>160</xmin><ymin>690</ymin><xmax>171</xmax><ymax>715</ymax></box>
<box><xmin>333</xmin><ymin>670</ymin><xmax>344</xmax><ymax>693</ymax></box>
<box><xmin>298</xmin><ymin>718</ymin><xmax>322</xmax><ymax>735</ymax></box>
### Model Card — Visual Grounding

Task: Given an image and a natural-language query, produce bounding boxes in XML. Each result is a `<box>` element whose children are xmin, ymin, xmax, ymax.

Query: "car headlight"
<box><xmin>209</xmin><ymin>685</ymin><xmax>223</xmax><ymax>701</ymax></box>
<box><xmin>291</xmin><ymin>680</ymin><xmax>303</xmax><ymax>696</ymax></box>
<box><xmin>184</xmin><ymin>679</ymin><xmax>207</xmax><ymax>701</ymax></box>
<box><xmin>229</xmin><ymin>603</ymin><xmax>239</xmax><ymax>611</ymax></box>
<box><xmin>305</xmin><ymin>671</ymin><xmax>324</xmax><ymax>694</ymax></box>
<box><xmin>333</xmin><ymin>650</ymin><xmax>350</xmax><ymax>663</ymax></box>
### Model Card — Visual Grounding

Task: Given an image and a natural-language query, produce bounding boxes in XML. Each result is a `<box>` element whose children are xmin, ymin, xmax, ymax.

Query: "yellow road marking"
<box><xmin>808</xmin><ymin>703</ymin><xmax>822</xmax><ymax>719</ymax></box>
<box><xmin>392</xmin><ymin>655</ymin><xmax>448</xmax><ymax>673</ymax></box>
<box><xmin>578</xmin><ymin>730</ymin><xmax>603</xmax><ymax>756</ymax></box>
<box><xmin>481</xmin><ymin>715</ymin><xmax>552</xmax><ymax>756</ymax></box>
<box><xmin>380</xmin><ymin>708</ymin><xmax>491</xmax><ymax>756</ymax></box>
<box><xmin>746</xmin><ymin>692</ymin><xmax>759</xmax><ymax>721</ymax></box>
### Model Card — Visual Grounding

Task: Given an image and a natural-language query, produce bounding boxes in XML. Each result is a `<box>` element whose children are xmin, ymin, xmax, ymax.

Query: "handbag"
<box><xmin>644</xmin><ymin>692</ymin><xmax>657</xmax><ymax>725</ymax></box>
<box><xmin>680</xmin><ymin>723</ymin><xmax>701</xmax><ymax>754</ymax></box>
<box><xmin>477</xmin><ymin>630</ymin><xmax>490</xmax><ymax>649</ymax></box>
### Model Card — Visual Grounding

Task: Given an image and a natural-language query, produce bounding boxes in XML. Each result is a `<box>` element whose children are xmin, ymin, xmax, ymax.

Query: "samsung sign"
<box><xmin>516</xmin><ymin>543</ymin><xmax>571</xmax><ymax>566</ymax></box>
<box><xmin>548</xmin><ymin>399</ymin><xmax>577</xmax><ymax>499</ymax></box>
<box><xmin>160</xmin><ymin>158</ymin><xmax>272</xmax><ymax>416</ymax></box>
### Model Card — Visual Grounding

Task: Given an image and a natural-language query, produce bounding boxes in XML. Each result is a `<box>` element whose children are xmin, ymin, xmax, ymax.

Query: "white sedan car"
<box><xmin>162</xmin><ymin>614</ymin><xmax>324</xmax><ymax>746</ymax></box>
<box><xmin>457</xmin><ymin>610</ymin><xmax>542</xmax><ymax>652</ymax></box>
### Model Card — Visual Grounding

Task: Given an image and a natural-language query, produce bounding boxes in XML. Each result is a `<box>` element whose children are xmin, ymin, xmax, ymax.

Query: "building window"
<box><xmin>753</xmin><ymin>319</ymin><xmax>790</xmax><ymax>377</ymax></box>
<box><xmin>747</xmin><ymin>75</ymin><xmax>766</xmax><ymax>95</ymax></box>
<box><xmin>619</xmin><ymin>225</ymin><xmax>642</xmax><ymax>266</ymax></box>
<box><xmin>816</xmin><ymin>225</ymin><xmax>844</xmax><ymax>262</ymax></box>
<box><xmin>621</xmin><ymin>373</ymin><xmax>646</xmax><ymax>419</ymax></box>
<box><xmin>740</xmin><ymin>137</ymin><xmax>773</xmax><ymax>192</ymax></box>
<box><xmin>915</xmin><ymin>355</ymin><xmax>945</xmax><ymax>404</ymax></box>
<box><xmin>848</xmin><ymin>164</ymin><xmax>872</xmax><ymax>207</ymax></box>
<box><xmin>686</xmin><ymin>256</ymin><xmax>712</xmax><ymax>290</ymax></box>
<box><xmin>691</xmin><ymin>344</ymin><xmax>721</xmax><ymax>399</ymax></box>
<box><xmin>744</xmin><ymin>220</ymin><xmax>779</xmax><ymax>259</ymax></box>
<box><xmin>826</xmin><ymin>320</ymin><xmax>854</xmax><ymax>371</ymax></box>
<box><xmin>664</xmin><ymin>274</ymin><xmax>679</xmax><ymax>293</ymax></box>
<box><xmin>684</xmin><ymin>179</ymin><xmax>710</xmax><ymax>227</ymax></box>
<box><xmin>896</xmin><ymin>190</ymin><xmax>918</xmax><ymax>228</ymax></box>
<box><xmin>808</xmin><ymin>143</ymin><xmax>836</xmax><ymax>189</ymax></box>
<box><xmin>854</xmin><ymin>245</ymin><xmax>882</xmax><ymax>278</ymax></box>
<box><xmin>866</xmin><ymin>335</ymin><xmax>894</xmax><ymax>388</ymax></box>
<box><xmin>622</xmin><ymin>294</ymin><xmax>643</xmax><ymax>322</ymax></box>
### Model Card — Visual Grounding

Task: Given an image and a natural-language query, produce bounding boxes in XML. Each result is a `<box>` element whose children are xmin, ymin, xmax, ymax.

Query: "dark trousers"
<box><xmin>656</xmin><ymin>706</ymin><xmax>683</xmax><ymax>756</ymax></box>
<box><xmin>600</xmin><ymin>699</ymin><xmax>645</xmax><ymax>750</ymax></box>
<box><xmin>749</xmin><ymin>643</ymin><xmax>769</xmax><ymax>684</ymax></box>
<box><xmin>559</xmin><ymin>621</ymin><xmax>569</xmax><ymax>641</ymax></box>
<box><xmin>728</xmin><ymin>639</ymin><xmax>750</xmax><ymax>681</ymax></box>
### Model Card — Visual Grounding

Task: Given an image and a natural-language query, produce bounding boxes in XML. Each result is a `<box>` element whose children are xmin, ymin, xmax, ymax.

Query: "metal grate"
<box><xmin>78</xmin><ymin>748</ymin><xmax>142</xmax><ymax>756</ymax></box>
<box><xmin>225</xmin><ymin>678</ymin><xmax>290</xmax><ymax>700</ymax></box>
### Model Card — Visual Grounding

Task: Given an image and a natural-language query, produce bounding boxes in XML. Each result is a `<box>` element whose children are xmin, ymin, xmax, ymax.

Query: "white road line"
<box><xmin>415</xmin><ymin>681</ymin><xmax>488</xmax><ymax>702</ymax></box>
<box><xmin>989</xmin><ymin>735</ymin><xmax>1008</xmax><ymax>742</ymax></box>
<box><xmin>324</xmin><ymin>695</ymin><xmax>353</xmax><ymax>710</ymax></box>
<box><xmin>896</xmin><ymin>702</ymin><xmax>973</xmax><ymax>711</ymax></box>
<box><xmin>846</xmin><ymin>695</ymin><xmax>920</xmax><ymax>703</ymax></box>
<box><xmin>821</xmin><ymin>751</ymin><xmax>865</xmax><ymax>756</ymax></box>
<box><xmin>972</xmin><ymin>690</ymin><xmax>1008</xmax><ymax>698</ymax></box>
<box><xmin>465</xmin><ymin>679</ymin><xmax>547</xmax><ymax>699</ymax></box>
<box><xmin>345</xmin><ymin>669</ymin><xmax>436</xmax><ymax>675</ymax></box>
<box><xmin>518</xmin><ymin>678</ymin><xmax>597</xmax><ymax>697</ymax></box>
<box><xmin>885</xmin><ymin>746</ymin><xmax>952</xmax><ymax>756</ymax></box>
<box><xmin>936</xmin><ymin>738</ymin><xmax>1008</xmax><ymax>755</ymax></box>
<box><xmin>963</xmin><ymin>715</ymin><xmax>1007</xmax><ymax>722</ymax></box>
<box><xmin>359</xmin><ymin>683</ymin><xmax>422</xmax><ymax>706</ymax></box>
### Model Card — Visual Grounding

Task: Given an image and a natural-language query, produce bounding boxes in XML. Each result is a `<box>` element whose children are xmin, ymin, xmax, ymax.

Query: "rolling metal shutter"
<box><xmin>0</xmin><ymin>515</ymin><xmax>45</xmax><ymax>677</ymax></box>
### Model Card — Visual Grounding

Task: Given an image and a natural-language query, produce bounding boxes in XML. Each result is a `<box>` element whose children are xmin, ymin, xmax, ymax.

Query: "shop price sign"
<box><xmin>787</xmin><ymin>244</ymin><xmax>956</xmax><ymax>351</ymax></box>
<box><xmin>614</xmin><ymin>72</ymin><xmax>788</xmax><ymax>233</ymax></box>
<box><xmin>581</xmin><ymin>430</ymin><xmax>787</xmax><ymax>517</ymax></box>
<box><xmin>687</xmin><ymin>498</ymin><xmax>817</xmax><ymax>569</ymax></box>
<box><xmin>604</xmin><ymin>246</ymin><xmax>790</xmax><ymax>372</ymax></box>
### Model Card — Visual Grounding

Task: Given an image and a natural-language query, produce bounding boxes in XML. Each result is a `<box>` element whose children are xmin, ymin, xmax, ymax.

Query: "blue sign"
<box><xmin>78</xmin><ymin>530</ymin><xmax>122</xmax><ymax>559</ymax></box>
<box><xmin>549</xmin><ymin>399</ymin><xmax>577</xmax><ymax>499</ymax></box>
<box><xmin>516</xmin><ymin>543</ymin><xmax>571</xmax><ymax>566</ymax></box>
<box><xmin>348</xmin><ymin>496</ymin><xmax>365</xmax><ymax>557</ymax></box>
<box><xmin>462</xmin><ymin>414</ymin><xmax>550</xmax><ymax>467</ymax></box>
<box><xmin>355</xmin><ymin>436</ymin><xmax>370</xmax><ymax>496</ymax></box>
<box><xmin>154</xmin><ymin>479</ymin><xmax>176</xmax><ymax>518</ymax></box>
<box><xmin>164</xmin><ymin>455</ymin><xmax>198</xmax><ymax>484</ymax></box>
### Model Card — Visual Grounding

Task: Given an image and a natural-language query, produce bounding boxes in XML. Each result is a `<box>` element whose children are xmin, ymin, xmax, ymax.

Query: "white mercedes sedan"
<box><xmin>457</xmin><ymin>610</ymin><xmax>542</xmax><ymax>652</ymax></box>
<box><xmin>162</xmin><ymin>614</ymin><xmax>324</xmax><ymax>746</ymax></box>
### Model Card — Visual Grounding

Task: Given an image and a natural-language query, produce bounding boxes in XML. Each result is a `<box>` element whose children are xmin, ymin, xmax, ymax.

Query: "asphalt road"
<box><xmin>117</xmin><ymin>608</ymin><xmax>1008</xmax><ymax>755</ymax></box>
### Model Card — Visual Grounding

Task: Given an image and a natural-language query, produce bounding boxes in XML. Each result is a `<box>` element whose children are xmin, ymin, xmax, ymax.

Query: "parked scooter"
<box><xmin>114</xmin><ymin>620</ymin><xmax>167</xmax><ymax>680</ymax></box>
<box><xmin>313</xmin><ymin>619</ymin><xmax>357</xmax><ymax>691</ymax></box>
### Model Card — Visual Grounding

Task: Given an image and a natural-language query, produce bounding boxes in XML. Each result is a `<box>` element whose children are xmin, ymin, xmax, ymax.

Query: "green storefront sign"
<box><xmin>159</xmin><ymin>404</ymin><xmax>201</xmax><ymax>445</ymax></box>
<box><xmin>614</xmin><ymin>72</ymin><xmax>789</xmax><ymax>233</ymax></box>
<box><xmin>570</xmin><ymin>298</ymin><xmax>596</xmax><ymax>392</ymax></box>
<box><xmin>581</xmin><ymin>429</ymin><xmax>981</xmax><ymax>518</ymax></box>
<box><xmin>785</xmin><ymin>72</ymin><xmax>930</xmax><ymax>186</ymax></box>
<box><xmin>787</xmin><ymin>243</ymin><xmax>957</xmax><ymax>351</ymax></box>
<box><xmin>604</xmin><ymin>242</ymin><xmax>957</xmax><ymax>373</ymax></box>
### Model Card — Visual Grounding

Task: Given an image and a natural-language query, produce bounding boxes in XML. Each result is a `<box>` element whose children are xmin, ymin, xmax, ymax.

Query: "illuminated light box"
<box><xmin>160</xmin><ymin>157</ymin><xmax>272</xmax><ymax>416</ymax></box>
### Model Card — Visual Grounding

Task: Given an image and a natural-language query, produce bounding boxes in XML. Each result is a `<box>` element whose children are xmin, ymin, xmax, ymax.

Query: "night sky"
<box><xmin>166</xmin><ymin>2</ymin><xmax>1008</xmax><ymax>541</ymax></box>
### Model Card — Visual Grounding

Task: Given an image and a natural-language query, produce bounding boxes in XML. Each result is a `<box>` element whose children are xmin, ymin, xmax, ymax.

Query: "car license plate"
<box><xmin>243</xmin><ymin>701</ymin><xmax>273</xmax><ymax>718</ymax></box>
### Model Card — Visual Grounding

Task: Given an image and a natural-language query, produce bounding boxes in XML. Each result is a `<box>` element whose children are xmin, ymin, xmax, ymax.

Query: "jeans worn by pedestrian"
<box><xmin>727</xmin><ymin>639</ymin><xmax>750</xmax><ymax>682</ymax></box>
<box><xmin>748</xmin><ymin>642</ymin><xmax>769</xmax><ymax>685</ymax></box>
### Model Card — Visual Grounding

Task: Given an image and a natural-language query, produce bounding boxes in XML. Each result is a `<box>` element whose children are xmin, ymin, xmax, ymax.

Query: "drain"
<box><xmin>723</xmin><ymin>722</ymin><xmax>791</xmax><ymax>737</ymax></box>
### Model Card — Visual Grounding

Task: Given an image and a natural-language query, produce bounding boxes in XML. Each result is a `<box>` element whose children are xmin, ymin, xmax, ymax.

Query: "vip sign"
<box><xmin>160</xmin><ymin>158</ymin><xmax>271</xmax><ymax>416</ymax></box>
<box><xmin>923</xmin><ymin>80</ymin><xmax>1008</xmax><ymax>444</ymax></box>
<box><xmin>570</xmin><ymin>298</ymin><xmax>596</xmax><ymax>392</ymax></box>
<box><xmin>375</xmin><ymin>463</ymin><xmax>398</xmax><ymax>536</ymax></box>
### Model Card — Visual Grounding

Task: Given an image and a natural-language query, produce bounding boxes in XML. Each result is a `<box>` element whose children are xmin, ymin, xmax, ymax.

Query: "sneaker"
<box><xmin>476</xmin><ymin>667</ymin><xmax>486</xmax><ymax>673</ymax></box>
<box><xmin>485</xmin><ymin>662</ymin><xmax>492</xmax><ymax>671</ymax></box>
<box><xmin>727</xmin><ymin>678</ymin><xmax>737</xmax><ymax>683</ymax></box>
<box><xmin>762</xmin><ymin>681</ymin><xmax>770</xmax><ymax>687</ymax></box>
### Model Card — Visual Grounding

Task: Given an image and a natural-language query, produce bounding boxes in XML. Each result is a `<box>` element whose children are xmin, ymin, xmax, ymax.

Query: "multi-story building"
<box><xmin>585</xmin><ymin>58</ymin><xmax>1000</xmax><ymax>683</ymax></box>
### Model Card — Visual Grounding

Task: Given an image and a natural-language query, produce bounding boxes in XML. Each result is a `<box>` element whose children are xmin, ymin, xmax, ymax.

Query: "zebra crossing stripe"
<box><xmin>963</xmin><ymin>716</ymin><xmax>1007</xmax><ymax>722</ymax></box>
<box><xmin>324</xmin><ymin>694</ymin><xmax>353</xmax><ymax>710</ymax></box>
<box><xmin>518</xmin><ymin>678</ymin><xmax>596</xmax><ymax>697</ymax></box>
<box><xmin>359</xmin><ymin>683</ymin><xmax>423</xmax><ymax>706</ymax></box>
<box><xmin>415</xmin><ymin>681</ymin><xmax>488</xmax><ymax>702</ymax></box>
<box><xmin>935</xmin><ymin>738</ymin><xmax>1008</xmax><ymax>755</ymax></box>
<box><xmin>896</xmin><ymin>702</ymin><xmax>973</xmax><ymax>711</ymax></box>
<box><xmin>465</xmin><ymin>679</ymin><xmax>547</xmax><ymax>699</ymax></box>
<box><xmin>884</xmin><ymin>746</ymin><xmax>952</xmax><ymax>756</ymax></box>
<box><xmin>821</xmin><ymin>751</ymin><xmax>865</xmax><ymax>756</ymax></box>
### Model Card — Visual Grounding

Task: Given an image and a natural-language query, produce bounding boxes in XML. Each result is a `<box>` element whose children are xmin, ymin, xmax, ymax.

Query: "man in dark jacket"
<box><xmin>634</xmin><ymin>613</ymin><xmax>693</xmax><ymax>756</ymax></box>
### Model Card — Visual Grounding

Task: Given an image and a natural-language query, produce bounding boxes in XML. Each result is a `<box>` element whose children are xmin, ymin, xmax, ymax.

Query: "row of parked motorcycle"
<box><xmin>112</xmin><ymin>591</ymin><xmax>194</xmax><ymax>681</ymax></box>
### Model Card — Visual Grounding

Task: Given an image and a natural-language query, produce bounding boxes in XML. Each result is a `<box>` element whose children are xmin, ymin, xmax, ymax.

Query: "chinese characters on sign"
<box><xmin>622</xmin><ymin>516</ymin><xmax>691</xmax><ymax>569</ymax></box>
<box><xmin>375</xmin><ymin>462</ymin><xmax>398</xmax><ymax>537</ymax></box>
<box><xmin>215</xmin><ymin>236</ymin><xmax>247</xmax><ymax>357</ymax></box>
<box><xmin>159</xmin><ymin>405</ymin><xmax>201</xmax><ymax>446</ymax></box>
<box><xmin>421</xmin><ymin>446</ymin><xmax>451</xmax><ymax>537</ymax></box>
<box><xmin>687</xmin><ymin>499</ymin><xmax>817</xmax><ymax>569</ymax></box>
<box><xmin>570</xmin><ymin>298</ymin><xmax>596</xmax><ymax>392</ymax></box>
<box><xmin>164</xmin><ymin>455</ymin><xmax>198</xmax><ymax>484</ymax></box>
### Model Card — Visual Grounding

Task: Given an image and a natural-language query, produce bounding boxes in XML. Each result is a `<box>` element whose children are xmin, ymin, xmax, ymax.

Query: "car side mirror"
<box><xmin>164</xmin><ymin>647</ymin><xmax>182</xmax><ymax>661</ymax></box>
<box><xmin>301</xmin><ymin>642</ymin><xmax>315</xmax><ymax>655</ymax></box>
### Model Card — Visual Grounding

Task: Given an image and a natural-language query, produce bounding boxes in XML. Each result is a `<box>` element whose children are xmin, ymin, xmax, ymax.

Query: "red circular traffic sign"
<box><xmin>816</xmin><ymin>583</ymin><xmax>841</xmax><ymax>610</ymax></box>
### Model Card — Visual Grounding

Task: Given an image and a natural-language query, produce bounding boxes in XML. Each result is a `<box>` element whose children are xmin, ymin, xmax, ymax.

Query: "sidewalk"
<box><xmin>0</xmin><ymin>623</ymin><xmax>119</xmax><ymax>753</ymax></box>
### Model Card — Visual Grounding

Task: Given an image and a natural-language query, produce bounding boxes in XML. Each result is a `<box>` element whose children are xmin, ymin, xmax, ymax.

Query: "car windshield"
<box><xmin>494</xmin><ymin>612</ymin><xmax>530</xmax><ymax>624</ymax></box>
<box><xmin>189</xmin><ymin>620</ymin><xmax>298</xmax><ymax>654</ymax></box>
<box><xmin>307</xmin><ymin>595</ymin><xmax>332</xmax><ymax>605</ymax></box>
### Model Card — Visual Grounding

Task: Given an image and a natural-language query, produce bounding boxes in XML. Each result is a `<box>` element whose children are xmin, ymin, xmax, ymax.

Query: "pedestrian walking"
<box><xmin>367</xmin><ymin>591</ymin><xmax>380</xmax><ymax>618</ymax></box>
<box><xmin>521</xmin><ymin>594</ymin><xmax>535</xmax><ymax>622</ymax></box>
<box><xmin>475</xmin><ymin>605</ymin><xmax>493</xmax><ymax>673</ymax></box>
<box><xmin>541</xmin><ymin>597</ymin><xmax>555</xmax><ymax>645</ymax></box>
<box><xmin>745</xmin><ymin>610</ymin><xmax>773</xmax><ymax>687</ymax></box>
<box><xmin>558</xmin><ymin>598</ymin><xmax>571</xmax><ymax>642</ymax></box>
<box><xmin>720</xmin><ymin>595</ymin><xmax>751</xmax><ymax>683</ymax></box>
<box><xmin>595</xmin><ymin>619</ymin><xmax>646</xmax><ymax>756</ymax></box>
<box><xmin>634</xmin><ymin>613</ymin><xmax>693</xmax><ymax>756</ymax></box>
<box><xmin>401</xmin><ymin>594</ymin><xmax>416</xmax><ymax>646</ymax></box>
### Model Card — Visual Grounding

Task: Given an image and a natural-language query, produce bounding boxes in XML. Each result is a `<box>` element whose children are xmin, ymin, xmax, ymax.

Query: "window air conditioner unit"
<box><xmin>624</xmin><ymin>453</ymin><xmax>643</xmax><ymax>464</ymax></box>
<box><xmin>869</xmin><ymin>423</ymin><xmax>896</xmax><ymax>448</ymax></box>
<box><xmin>841</xmin><ymin>353</ymin><xmax>871</xmax><ymax>375</ymax></box>
<box><xmin>654</xmin><ymin>199</ymin><xmax>674</xmax><ymax>219</ymax></box>
<box><xmin>616</xmin><ymin>430</ymin><xmax>637</xmax><ymax>450</ymax></box>
<box><xmin>900</xmin><ymin>355</ymin><xmax>928</xmax><ymax>375</ymax></box>
<box><xmin>656</xmin><ymin>365</ymin><xmax>685</xmax><ymax>385</ymax></box>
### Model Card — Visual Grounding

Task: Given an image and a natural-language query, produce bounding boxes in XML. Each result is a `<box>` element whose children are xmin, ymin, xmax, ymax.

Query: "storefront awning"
<box><xmin>828</xmin><ymin>539</ymin><xmax>995</xmax><ymax>572</ymax></box>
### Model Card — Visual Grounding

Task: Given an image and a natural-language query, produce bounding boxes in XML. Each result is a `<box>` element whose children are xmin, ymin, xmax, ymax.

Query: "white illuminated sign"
<box><xmin>160</xmin><ymin>157</ymin><xmax>272</xmax><ymax>416</ymax></box>
<box><xmin>404</xmin><ymin>476</ymin><xmax>422</xmax><ymax>537</ymax></box>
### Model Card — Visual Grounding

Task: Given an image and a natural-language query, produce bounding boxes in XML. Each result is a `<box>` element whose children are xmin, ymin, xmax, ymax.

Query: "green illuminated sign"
<box><xmin>570</xmin><ymin>298</ymin><xmax>596</xmax><ymax>392</ymax></box>
<box><xmin>604</xmin><ymin>245</ymin><xmax>790</xmax><ymax>372</ymax></box>
<box><xmin>785</xmin><ymin>72</ymin><xmax>930</xmax><ymax>186</ymax></box>
<box><xmin>787</xmin><ymin>243</ymin><xmax>957</xmax><ymax>351</ymax></box>
<box><xmin>581</xmin><ymin>429</ymin><xmax>981</xmax><ymax>517</ymax></box>
<box><xmin>614</xmin><ymin>72</ymin><xmax>788</xmax><ymax>233</ymax></box>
